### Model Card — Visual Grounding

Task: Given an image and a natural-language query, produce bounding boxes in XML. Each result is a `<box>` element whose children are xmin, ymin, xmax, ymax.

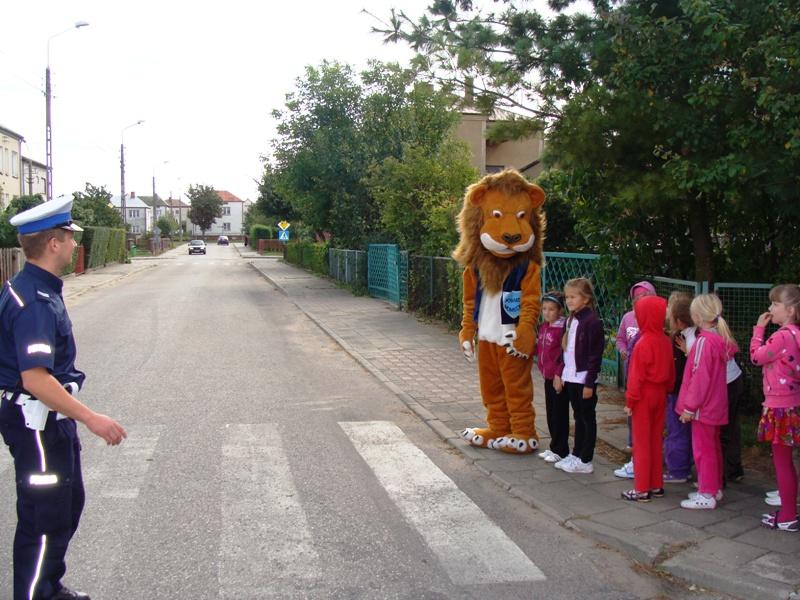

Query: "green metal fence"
<box><xmin>406</xmin><ymin>255</ymin><xmax>463</xmax><ymax>328</ymax></box>
<box><xmin>368</xmin><ymin>244</ymin><xmax>402</xmax><ymax>306</ymax></box>
<box><xmin>328</xmin><ymin>248</ymin><xmax>367</xmax><ymax>289</ymax></box>
<box><xmin>541</xmin><ymin>252</ymin><xmax>623</xmax><ymax>384</ymax></box>
<box><xmin>334</xmin><ymin>244</ymin><xmax>776</xmax><ymax>407</ymax></box>
<box><xmin>651</xmin><ymin>276</ymin><xmax>706</xmax><ymax>298</ymax></box>
<box><xmin>714</xmin><ymin>282</ymin><xmax>774</xmax><ymax>412</ymax></box>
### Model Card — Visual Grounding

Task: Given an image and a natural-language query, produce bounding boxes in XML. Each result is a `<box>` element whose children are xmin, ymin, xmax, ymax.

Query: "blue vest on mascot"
<box><xmin>471</xmin><ymin>259</ymin><xmax>529</xmax><ymax>325</ymax></box>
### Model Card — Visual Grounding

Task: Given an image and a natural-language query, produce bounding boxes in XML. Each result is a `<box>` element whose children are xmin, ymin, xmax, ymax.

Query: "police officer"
<box><xmin>0</xmin><ymin>198</ymin><xmax>126</xmax><ymax>600</ymax></box>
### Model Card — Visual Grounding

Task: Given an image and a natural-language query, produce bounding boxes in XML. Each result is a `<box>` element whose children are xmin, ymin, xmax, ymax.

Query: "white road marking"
<box><xmin>84</xmin><ymin>424</ymin><xmax>163</xmax><ymax>499</ymax></box>
<box><xmin>339</xmin><ymin>420</ymin><xmax>546</xmax><ymax>585</ymax></box>
<box><xmin>219</xmin><ymin>424</ymin><xmax>319</xmax><ymax>598</ymax></box>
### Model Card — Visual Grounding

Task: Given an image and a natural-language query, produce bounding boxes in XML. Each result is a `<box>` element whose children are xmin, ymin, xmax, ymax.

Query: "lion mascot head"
<box><xmin>452</xmin><ymin>169</ymin><xmax>546</xmax><ymax>294</ymax></box>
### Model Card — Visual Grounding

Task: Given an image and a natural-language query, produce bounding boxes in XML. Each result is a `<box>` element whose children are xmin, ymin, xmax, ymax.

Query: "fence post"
<box><xmin>429</xmin><ymin>256</ymin><xmax>434</xmax><ymax>306</ymax></box>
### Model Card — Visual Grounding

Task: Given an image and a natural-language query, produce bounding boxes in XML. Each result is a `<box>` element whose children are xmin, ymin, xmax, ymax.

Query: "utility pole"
<box><xmin>45</xmin><ymin>21</ymin><xmax>89</xmax><ymax>202</ymax></box>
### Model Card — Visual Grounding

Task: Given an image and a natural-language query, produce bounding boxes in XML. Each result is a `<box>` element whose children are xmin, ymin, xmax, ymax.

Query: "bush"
<box><xmin>285</xmin><ymin>241</ymin><xmax>328</xmax><ymax>274</ymax></box>
<box><xmin>64</xmin><ymin>231</ymin><xmax>84</xmax><ymax>275</ymax></box>
<box><xmin>250</xmin><ymin>224</ymin><xmax>273</xmax><ymax>249</ymax></box>
<box><xmin>81</xmin><ymin>226</ymin><xmax>125</xmax><ymax>268</ymax></box>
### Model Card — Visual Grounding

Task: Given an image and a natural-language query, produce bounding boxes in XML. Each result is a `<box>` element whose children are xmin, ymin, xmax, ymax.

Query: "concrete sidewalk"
<box><xmin>240</xmin><ymin>245</ymin><xmax>799</xmax><ymax>600</ymax></box>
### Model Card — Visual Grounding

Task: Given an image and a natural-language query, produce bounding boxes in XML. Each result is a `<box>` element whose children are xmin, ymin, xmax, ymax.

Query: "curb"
<box><xmin>246</xmin><ymin>262</ymin><xmax>797</xmax><ymax>600</ymax></box>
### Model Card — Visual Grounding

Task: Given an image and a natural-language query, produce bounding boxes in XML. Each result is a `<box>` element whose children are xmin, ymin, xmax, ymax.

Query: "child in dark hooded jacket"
<box><xmin>622</xmin><ymin>296</ymin><xmax>675</xmax><ymax>502</ymax></box>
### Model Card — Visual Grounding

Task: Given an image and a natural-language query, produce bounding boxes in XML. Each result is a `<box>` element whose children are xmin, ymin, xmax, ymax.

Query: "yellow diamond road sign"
<box><xmin>278</xmin><ymin>221</ymin><xmax>291</xmax><ymax>231</ymax></box>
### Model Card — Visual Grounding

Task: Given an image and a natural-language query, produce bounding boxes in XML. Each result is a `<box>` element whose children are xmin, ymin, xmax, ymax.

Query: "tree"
<box><xmin>186</xmin><ymin>184</ymin><xmax>223</xmax><ymax>236</ymax></box>
<box><xmin>364</xmin><ymin>137</ymin><xmax>477</xmax><ymax>255</ymax></box>
<box><xmin>156</xmin><ymin>214</ymin><xmax>179</xmax><ymax>238</ymax></box>
<box><xmin>272</xmin><ymin>61</ymin><xmax>372</xmax><ymax>246</ymax></box>
<box><xmin>72</xmin><ymin>183</ymin><xmax>123</xmax><ymax>228</ymax></box>
<box><xmin>0</xmin><ymin>195</ymin><xmax>44</xmax><ymax>248</ymax></box>
<box><xmin>379</xmin><ymin>0</ymin><xmax>800</xmax><ymax>282</ymax></box>
<box><xmin>269</xmin><ymin>59</ymin><xmax>471</xmax><ymax>250</ymax></box>
<box><xmin>255</xmin><ymin>163</ymin><xmax>298</xmax><ymax>224</ymax></box>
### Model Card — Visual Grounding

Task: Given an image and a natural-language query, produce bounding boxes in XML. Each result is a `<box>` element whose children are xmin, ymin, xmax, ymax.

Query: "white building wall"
<box><xmin>191</xmin><ymin>201</ymin><xmax>244</xmax><ymax>235</ymax></box>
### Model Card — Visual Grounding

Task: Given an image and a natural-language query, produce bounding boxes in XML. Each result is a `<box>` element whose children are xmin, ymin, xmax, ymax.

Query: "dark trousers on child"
<box><xmin>544</xmin><ymin>378</ymin><xmax>570</xmax><ymax>458</ymax></box>
<box><xmin>720</xmin><ymin>374</ymin><xmax>745</xmax><ymax>481</ymax></box>
<box><xmin>565</xmin><ymin>381</ymin><xmax>598</xmax><ymax>463</ymax></box>
<box><xmin>664</xmin><ymin>393</ymin><xmax>693</xmax><ymax>479</ymax></box>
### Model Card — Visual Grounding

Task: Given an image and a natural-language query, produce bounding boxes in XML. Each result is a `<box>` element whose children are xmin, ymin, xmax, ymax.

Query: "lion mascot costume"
<box><xmin>453</xmin><ymin>169</ymin><xmax>545</xmax><ymax>454</ymax></box>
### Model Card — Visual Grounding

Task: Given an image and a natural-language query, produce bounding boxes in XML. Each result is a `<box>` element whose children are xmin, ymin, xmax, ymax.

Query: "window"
<box><xmin>223</xmin><ymin>205</ymin><xmax>231</xmax><ymax>216</ymax></box>
<box><xmin>223</xmin><ymin>222</ymin><xmax>231</xmax><ymax>231</ymax></box>
<box><xmin>129</xmin><ymin>209</ymin><xmax>140</xmax><ymax>218</ymax></box>
<box><xmin>11</xmin><ymin>151</ymin><xmax>18</xmax><ymax>178</ymax></box>
<box><xmin>1</xmin><ymin>148</ymin><xmax>8</xmax><ymax>174</ymax></box>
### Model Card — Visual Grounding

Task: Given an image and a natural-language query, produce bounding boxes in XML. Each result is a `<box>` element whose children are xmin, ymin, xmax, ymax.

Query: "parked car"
<box><xmin>188</xmin><ymin>240</ymin><xmax>206</xmax><ymax>255</ymax></box>
<box><xmin>217</xmin><ymin>235</ymin><xmax>229</xmax><ymax>245</ymax></box>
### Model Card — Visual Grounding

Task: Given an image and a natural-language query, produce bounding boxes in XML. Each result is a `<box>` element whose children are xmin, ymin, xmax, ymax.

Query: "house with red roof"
<box><xmin>189</xmin><ymin>189</ymin><xmax>245</xmax><ymax>236</ymax></box>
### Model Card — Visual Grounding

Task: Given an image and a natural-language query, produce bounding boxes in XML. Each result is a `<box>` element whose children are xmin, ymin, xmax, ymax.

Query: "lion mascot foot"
<box><xmin>494</xmin><ymin>435</ymin><xmax>539</xmax><ymax>455</ymax></box>
<box><xmin>460</xmin><ymin>427</ymin><xmax>507</xmax><ymax>449</ymax></box>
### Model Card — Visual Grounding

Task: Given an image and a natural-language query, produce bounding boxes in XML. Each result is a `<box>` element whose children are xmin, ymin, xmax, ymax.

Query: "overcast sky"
<box><xmin>2</xmin><ymin>0</ymin><xmax>439</xmax><ymax>202</ymax></box>
<box><xmin>2</xmin><ymin>1</ymin><xmax>583</xmax><ymax>203</ymax></box>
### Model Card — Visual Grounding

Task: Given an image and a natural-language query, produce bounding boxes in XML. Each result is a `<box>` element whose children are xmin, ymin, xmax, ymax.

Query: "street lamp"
<box><xmin>120</xmin><ymin>120</ymin><xmax>144</xmax><ymax>230</ymax></box>
<box><xmin>152</xmin><ymin>160</ymin><xmax>169</xmax><ymax>233</ymax></box>
<box><xmin>45</xmin><ymin>21</ymin><xmax>89</xmax><ymax>202</ymax></box>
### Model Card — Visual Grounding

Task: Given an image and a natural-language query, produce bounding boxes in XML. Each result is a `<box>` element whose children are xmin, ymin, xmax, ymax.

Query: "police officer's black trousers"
<box><xmin>0</xmin><ymin>401</ymin><xmax>85</xmax><ymax>600</ymax></box>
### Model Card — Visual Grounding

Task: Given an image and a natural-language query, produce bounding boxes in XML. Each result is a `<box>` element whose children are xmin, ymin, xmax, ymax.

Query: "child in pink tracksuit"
<box><xmin>751</xmin><ymin>284</ymin><xmax>800</xmax><ymax>531</ymax></box>
<box><xmin>535</xmin><ymin>292</ymin><xmax>567</xmax><ymax>463</ymax></box>
<box><xmin>676</xmin><ymin>294</ymin><xmax>736</xmax><ymax>510</ymax></box>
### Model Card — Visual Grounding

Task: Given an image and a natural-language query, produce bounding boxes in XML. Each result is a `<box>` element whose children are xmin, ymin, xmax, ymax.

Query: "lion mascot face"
<box><xmin>452</xmin><ymin>169</ymin><xmax>546</xmax><ymax>294</ymax></box>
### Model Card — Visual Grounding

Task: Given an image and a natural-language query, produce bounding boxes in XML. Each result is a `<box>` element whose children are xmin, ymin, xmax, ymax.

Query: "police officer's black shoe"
<box><xmin>51</xmin><ymin>586</ymin><xmax>91</xmax><ymax>600</ymax></box>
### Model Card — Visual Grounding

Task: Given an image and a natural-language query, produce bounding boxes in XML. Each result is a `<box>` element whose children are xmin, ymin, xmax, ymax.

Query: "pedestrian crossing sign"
<box><xmin>278</xmin><ymin>229</ymin><xmax>290</xmax><ymax>241</ymax></box>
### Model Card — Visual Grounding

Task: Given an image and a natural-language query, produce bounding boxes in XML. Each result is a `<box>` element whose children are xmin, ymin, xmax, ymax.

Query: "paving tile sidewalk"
<box><xmin>247</xmin><ymin>246</ymin><xmax>798</xmax><ymax>598</ymax></box>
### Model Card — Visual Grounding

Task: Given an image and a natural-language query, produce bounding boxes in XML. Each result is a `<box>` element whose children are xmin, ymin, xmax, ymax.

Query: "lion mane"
<box><xmin>452</xmin><ymin>170</ymin><xmax>546</xmax><ymax>294</ymax></box>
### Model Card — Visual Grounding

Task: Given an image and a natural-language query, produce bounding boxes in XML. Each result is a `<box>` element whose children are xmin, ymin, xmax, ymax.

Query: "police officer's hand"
<box><xmin>85</xmin><ymin>413</ymin><xmax>127</xmax><ymax>446</ymax></box>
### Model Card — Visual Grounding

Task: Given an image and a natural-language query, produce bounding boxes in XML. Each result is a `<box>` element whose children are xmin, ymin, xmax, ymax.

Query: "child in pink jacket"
<box><xmin>535</xmin><ymin>292</ymin><xmax>568</xmax><ymax>462</ymax></box>
<box><xmin>751</xmin><ymin>284</ymin><xmax>800</xmax><ymax>532</ymax></box>
<box><xmin>676</xmin><ymin>294</ymin><xmax>736</xmax><ymax>510</ymax></box>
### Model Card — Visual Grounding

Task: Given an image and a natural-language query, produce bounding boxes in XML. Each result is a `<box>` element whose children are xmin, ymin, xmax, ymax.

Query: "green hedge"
<box><xmin>285</xmin><ymin>241</ymin><xmax>328</xmax><ymax>275</ymax></box>
<box><xmin>80</xmin><ymin>226</ymin><xmax>126</xmax><ymax>269</ymax></box>
<box><xmin>250</xmin><ymin>224</ymin><xmax>273</xmax><ymax>249</ymax></box>
<box><xmin>64</xmin><ymin>231</ymin><xmax>84</xmax><ymax>275</ymax></box>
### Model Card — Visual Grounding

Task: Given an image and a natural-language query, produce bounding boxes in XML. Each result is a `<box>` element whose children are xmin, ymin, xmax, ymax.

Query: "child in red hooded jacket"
<box><xmin>622</xmin><ymin>295</ymin><xmax>675</xmax><ymax>502</ymax></box>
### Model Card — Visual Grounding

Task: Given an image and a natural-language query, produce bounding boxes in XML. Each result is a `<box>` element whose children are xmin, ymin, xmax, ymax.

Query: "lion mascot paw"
<box><xmin>460</xmin><ymin>427</ymin><xmax>508</xmax><ymax>448</ymax></box>
<box><xmin>453</xmin><ymin>169</ymin><xmax>545</xmax><ymax>454</ymax></box>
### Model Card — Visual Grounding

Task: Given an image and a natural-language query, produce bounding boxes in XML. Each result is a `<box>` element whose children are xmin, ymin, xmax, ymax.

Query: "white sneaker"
<box><xmin>563</xmin><ymin>459</ymin><xmax>594</xmax><ymax>474</ymax></box>
<box><xmin>765</xmin><ymin>495</ymin><xmax>782</xmax><ymax>507</ymax></box>
<box><xmin>543</xmin><ymin>452</ymin><xmax>562</xmax><ymax>463</ymax></box>
<box><xmin>614</xmin><ymin>461</ymin><xmax>634</xmax><ymax>479</ymax></box>
<box><xmin>538</xmin><ymin>449</ymin><xmax>555</xmax><ymax>460</ymax></box>
<box><xmin>554</xmin><ymin>454</ymin><xmax>577</xmax><ymax>470</ymax></box>
<box><xmin>681</xmin><ymin>494</ymin><xmax>717</xmax><ymax>510</ymax></box>
<box><xmin>765</xmin><ymin>490</ymin><xmax>780</xmax><ymax>498</ymax></box>
<box><xmin>689</xmin><ymin>490</ymin><xmax>723</xmax><ymax>502</ymax></box>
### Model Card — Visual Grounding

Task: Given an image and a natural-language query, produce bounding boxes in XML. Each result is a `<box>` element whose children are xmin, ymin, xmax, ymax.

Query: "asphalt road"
<box><xmin>0</xmin><ymin>244</ymin><xmax>725</xmax><ymax>599</ymax></box>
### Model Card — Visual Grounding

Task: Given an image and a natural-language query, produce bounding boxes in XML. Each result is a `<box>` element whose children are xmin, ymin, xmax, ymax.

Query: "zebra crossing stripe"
<box><xmin>84</xmin><ymin>425</ymin><xmax>163</xmax><ymax>499</ymax></box>
<box><xmin>339</xmin><ymin>421</ymin><xmax>546</xmax><ymax>585</ymax></box>
<box><xmin>219</xmin><ymin>424</ymin><xmax>319</xmax><ymax>597</ymax></box>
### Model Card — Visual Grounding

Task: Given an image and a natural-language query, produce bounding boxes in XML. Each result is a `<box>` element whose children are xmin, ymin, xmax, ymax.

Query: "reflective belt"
<box><xmin>0</xmin><ymin>386</ymin><xmax>77</xmax><ymax>424</ymax></box>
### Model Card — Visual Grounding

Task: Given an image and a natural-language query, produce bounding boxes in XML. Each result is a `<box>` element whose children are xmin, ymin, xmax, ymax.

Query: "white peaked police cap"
<box><xmin>9</xmin><ymin>197</ymin><xmax>84</xmax><ymax>234</ymax></box>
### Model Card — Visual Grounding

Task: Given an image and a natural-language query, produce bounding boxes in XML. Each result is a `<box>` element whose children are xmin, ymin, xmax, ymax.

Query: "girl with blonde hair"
<box><xmin>675</xmin><ymin>294</ymin><xmax>737</xmax><ymax>509</ymax></box>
